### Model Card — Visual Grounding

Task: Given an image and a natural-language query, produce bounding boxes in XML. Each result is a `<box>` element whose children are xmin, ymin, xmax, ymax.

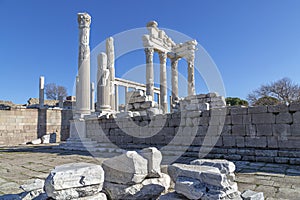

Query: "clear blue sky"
<box><xmin>1</xmin><ymin>0</ymin><xmax>300</xmax><ymax>104</ymax></box>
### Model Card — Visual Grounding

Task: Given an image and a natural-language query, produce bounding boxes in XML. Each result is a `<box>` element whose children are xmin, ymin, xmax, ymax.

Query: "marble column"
<box><xmin>58</xmin><ymin>96</ymin><xmax>63</xmax><ymax>108</ymax></box>
<box><xmin>171</xmin><ymin>58</ymin><xmax>179</xmax><ymax>104</ymax></box>
<box><xmin>39</xmin><ymin>76</ymin><xmax>44</xmax><ymax>108</ymax></box>
<box><xmin>76</xmin><ymin>13</ymin><xmax>91</xmax><ymax>115</ymax></box>
<box><xmin>115</xmin><ymin>84</ymin><xmax>119</xmax><ymax>111</ymax></box>
<box><xmin>124</xmin><ymin>86</ymin><xmax>128</xmax><ymax>111</ymax></box>
<box><xmin>145</xmin><ymin>48</ymin><xmax>154</xmax><ymax>100</ymax></box>
<box><xmin>106</xmin><ymin>37</ymin><xmax>115</xmax><ymax>111</ymax></box>
<box><xmin>159</xmin><ymin>52</ymin><xmax>168</xmax><ymax>113</ymax></box>
<box><xmin>96</xmin><ymin>53</ymin><xmax>111</xmax><ymax>111</ymax></box>
<box><xmin>187</xmin><ymin>56</ymin><xmax>195</xmax><ymax>96</ymax></box>
<box><xmin>90</xmin><ymin>82</ymin><xmax>95</xmax><ymax>112</ymax></box>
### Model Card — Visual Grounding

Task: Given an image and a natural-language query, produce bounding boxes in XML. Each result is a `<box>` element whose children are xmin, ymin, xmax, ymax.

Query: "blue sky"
<box><xmin>1</xmin><ymin>0</ymin><xmax>300</xmax><ymax>104</ymax></box>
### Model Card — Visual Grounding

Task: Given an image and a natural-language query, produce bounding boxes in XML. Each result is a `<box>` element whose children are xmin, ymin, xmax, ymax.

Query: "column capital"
<box><xmin>159</xmin><ymin>52</ymin><xmax>167</xmax><ymax>64</ymax></box>
<box><xmin>77</xmin><ymin>13</ymin><xmax>91</xmax><ymax>29</ymax></box>
<box><xmin>144</xmin><ymin>47</ymin><xmax>154</xmax><ymax>55</ymax></box>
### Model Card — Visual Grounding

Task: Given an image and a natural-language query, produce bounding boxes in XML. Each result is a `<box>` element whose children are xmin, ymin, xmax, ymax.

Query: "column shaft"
<box><xmin>90</xmin><ymin>82</ymin><xmax>95</xmax><ymax>112</ymax></box>
<box><xmin>171</xmin><ymin>58</ymin><xmax>179</xmax><ymax>103</ymax></box>
<box><xmin>115</xmin><ymin>84</ymin><xmax>119</xmax><ymax>111</ymax></box>
<box><xmin>159</xmin><ymin>52</ymin><xmax>168</xmax><ymax>113</ymax></box>
<box><xmin>145</xmin><ymin>48</ymin><xmax>154</xmax><ymax>99</ymax></box>
<box><xmin>187</xmin><ymin>57</ymin><xmax>195</xmax><ymax>96</ymax></box>
<box><xmin>96</xmin><ymin>53</ymin><xmax>111</xmax><ymax>111</ymax></box>
<box><xmin>77</xmin><ymin>13</ymin><xmax>91</xmax><ymax>115</ymax></box>
<box><xmin>39</xmin><ymin>76</ymin><xmax>44</xmax><ymax>108</ymax></box>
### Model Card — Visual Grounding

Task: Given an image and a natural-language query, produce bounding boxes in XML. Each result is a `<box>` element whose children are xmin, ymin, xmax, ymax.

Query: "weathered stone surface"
<box><xmin>46</xmin><ymin>185</ymin><xmax>101</xmax><ymax>200</ymax></box>
<box><xmin>159</xmin><ymin>191</ymin><xmax>188</xmax><ymax>200</ymax></box>
<box><xmin>20</xmin><ymin>179</ymin><xmax>44</xmax><ymax>192</ymax></box>
<box><xmin>75</xmin><ymin>192</ymin><xmax>107</xmax><ymax>200</ymax></box>
<box><xmin>44</xmin><ymin>163</ymin><xmax>104</xmax><ymax>199</ymax></box>
<box><xmin>104</xmin><ymin>173</ymin><xmax>170</xmax><ymax>200</ymax></box>
<box><xmin>175</xmin><ymin>176</ymin><xmax>205</xmax><ymax>199</ymax></box>
<box><xmin>168</xmin><ymin>163</ymin><xmax>230</xmax><ymax>188</ymax></box>
<box><xmin>102</xmin><ymin>151</ymin><xmax>148</xmax><ymax>184</ymax></box>
<box><xmin>241</xmin><ymin>189</ymin><xmax>264</xmax><ymax>200</ymax></box>
<box><xmin>139</xmin><ymin>147</ymin><xmax>162</xmax><ymax>178</ymax></box>
<box><xmin>190</xmin><ymin>159</ymin><xmax>236</xmax><ymax>174</ymax></box>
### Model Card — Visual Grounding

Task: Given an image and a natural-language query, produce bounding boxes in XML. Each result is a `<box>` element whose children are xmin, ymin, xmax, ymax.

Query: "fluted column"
<box><xmin>76</xmin><ymin>13</ymin><xmax>91</xmax><ymax>115</ymax></box>
<box><xmin>115</xmin><ymin>84</ymin><xmax>119</xmax><ymax>111</ymax></box>
<box><xmin>96</xmin><ymin>53</ymin><xmax>111</xmax><ymax>111</ymax></box>
<box><xmin>145</xmin><ymin>48</ymin><xmax>154</xmax><ymax>99</ymax></box>
<box><xmin>106</xmin><ymin>37</ymin><xmax>115</xmax><ymax>111</ymax></box>
<box><xmin>171</xmin><ymin>58</ymin><xmax>179</xmax><ymax>104</ymax></box>
<box><xmin>159</xmin><ymin>52</ymin><xmax>168</xmax><ymax>113</ymax></box>
<box><xmin>187</xmin><ymin>56</ymin><xmax>195</xmax><ymax>96</ymax></box>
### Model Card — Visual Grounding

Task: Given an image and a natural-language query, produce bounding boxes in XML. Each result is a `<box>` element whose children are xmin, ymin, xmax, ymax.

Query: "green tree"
<box><xmin>253</xmin><ymin>96</ymin><xmax>280</xmax><ymax>106</ymax></box>
<box><xmin>226</xmin><ymin>97</ymin><xmax>248</xmax><ymax>106</ymax></box>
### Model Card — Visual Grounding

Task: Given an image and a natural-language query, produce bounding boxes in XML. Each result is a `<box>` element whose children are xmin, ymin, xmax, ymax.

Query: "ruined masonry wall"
<box><xmin>0</xmin><ymin>109</ymin><xmax>73</xmax><ymax>146</ymax></box>
<box><xmin>86</xmin><ymin>103</ymin><xmax>300</xmax><ymax>164</ymax></box>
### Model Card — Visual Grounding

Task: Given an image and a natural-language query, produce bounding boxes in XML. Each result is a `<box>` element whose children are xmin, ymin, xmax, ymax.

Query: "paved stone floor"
<box><xmin>0</xmin><ymin>145</ymin><xmax>299</xmax><ymax>200</ymax></box>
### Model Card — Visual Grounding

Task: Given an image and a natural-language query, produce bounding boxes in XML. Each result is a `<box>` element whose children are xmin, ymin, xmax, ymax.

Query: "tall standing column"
<box><xmin>124</xmin><ymin>86</ymin><xmax>128</xmax><ymax>111</ymax></box>
<box><xmin>96</xmin><ymin>53</ymin><xmax>111</xmax><ymax>111</ymax></box>
<box><xmin>187</xmin><ymin>56</ymin><xmax>195</xmax><ymax>96</ymax></box>
<box><xmin>106</xmin><ymin>37</ymin><xmax>115</xmax><ymax>111</ymax></box>
<box><xmin>145</xmin><ymin>48</ymin><xmax>154</xmax><ymax>100</ymax></box>
<box><xmin>90</xmin><ymin>82</ymin><xmax>95</xmax><ymax>112</ymax></box>
<box><xmin>159</xmin><ymin>52</ymin><xmax>168</xmax><ymax>113</ymax></box>
<box><xmin>39</xmin><ymin>76</ymin><xmax>44</xmax><ymax>108</ymax></box>
<box><xmin>171</xmin><ymin>58</ymin><xmax>179</xmax><ymax>104</ymax></box>
<box><xmin>115</xmin><ymin>84</ymin><xmax>119</xmax><ymax>111</ymax></box>
<box><xmin>77</xmin><ymin>13</ymin><xmax>91</xmax><ymax>115</ymax></box>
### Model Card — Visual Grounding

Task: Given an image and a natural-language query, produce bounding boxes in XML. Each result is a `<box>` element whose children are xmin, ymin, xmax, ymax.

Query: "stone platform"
<box><xmin>0</xmin><ymin>144</ymin><xmax>300</xmax><ymax>199</ymax></box>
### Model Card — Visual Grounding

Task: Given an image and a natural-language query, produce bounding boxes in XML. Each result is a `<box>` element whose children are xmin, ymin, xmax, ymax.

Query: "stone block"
<box><xmin>190</xmin><ymin>159</ymin><xmax>235</xmax><ymax>174</ymax></box>
<box><xmin>248</xmin><ymin>106</ymin><xmax>268</xmax><ymax>114</ymax></box>
<box><xmin>241</xmin><ymin>189</ymin><xmax>264</xmax><ymax>200</ymax></box>
<box><xmin>289</xmin><ymin>102</ymin><xmax>300</xmax><ymax>112</ymax></box>
<box><xmin>102</xmin><ymin>151</ymin><xmax>148</xmax><ymax>184</ymax></box>
<box><xmin>252</xmin><ymin>113</ymin><xmax>275</xmax><ymax>124</ymax></box>
<box><xmin>256</xmin><ymin>156</ymin><xmax>274</xmax><ymax>163</ymax></box>
<box><xmin>245</xmin><ymin>137</ymin><xmax>267</xmax><ymax>148</ymax></box>
<box><xmin>267</xmin><ymin>136</ymin><xmax>278</xmax><ymax>148</ymax></box>
<box><xmin>139</xmin><ymin>147</ymin><xmax>162</xmax><ymax>178</ymax></box>
<box><xmin>290</xmin><ymin>124</ymin><xmax>300</xmax><ymax>136</ymax></box>
<box><xmin>274</xmin><ymin>157</ymin><xmax>289</xmax><ymax>164</ymax></box>
<box><xmin>268</xmin><ymin>104</ymin><xmax>289</xmax><ymax>113</ymax></box>
<box><xmin>104</xmin><ymin>173</ymin><xmax>170</xmax><ymax>200</ymax></box>
<box><xmin>44</xmin><ymin>163</ymin><xmax>104</xmax><ymax>200</ymax></box>
<box><xmin>273</xmin><ymin>124</ymin><xmax>291</xmax><ymax>136</ymax></box>
<box><xmin>276</xmin><ymin>112</ymin><xmax>293</xmax><ymax>124</ymax></box>
<box><xmin>278</xmin><ymin>137</ymin><xmax>300</xmax><ymax>149</ymax></box>
<box><xmin>255</xmin><ymin>149</ymin><xmax>277</xmax><ymax>157</ymax></box>
<box><xmin>232</xmin><ymin>125</ymin><xmax>246</xmax><ymax>136</ymax></box>
<box><xmin>256</xmin><ymin>124</ymin><xmax>272</xmax><ymax>136</ymax></box>
<box><xmin>168</xmin><ymin>163</ymin><xmax>229</xmax><ymax>188</ymax></box>
<box><xmin>230</xmin><ymin>107</ymin><xmax>248</xmax><ymax>115</ymax></box>
<box><xmin>293</xmin><ymin>111</ymin><xmax>300</xmax><ymax>124</ymax></box>
<box><xmin>222</xmin><ymin>136</ymin><xmax>236</xmax><ymax>147</ymax></box>
<box><xmin>175</xmin><ymin>176</ymin><xmax>205</xmax><ymax>199</ymax></box>
<box><xmin>231</xmin><ymin>114</ymin><xmax>243</xmax><ymax>124</ymax></box>
<box><xmin>236</xmin><ymin>136</ymin><xmax>245</xmax><ymax>147</ymax></box>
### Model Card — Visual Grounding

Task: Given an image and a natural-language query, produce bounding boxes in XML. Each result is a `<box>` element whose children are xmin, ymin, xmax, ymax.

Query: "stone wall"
<box><xmin>0</xmin><ymin>108</ymin><xmax>73</xmax><ymax>146</ymax></box>
<box><xmin>85</xmin><ymin>103</ymin><xmax>300</xmax><ymax>164</ymax></box>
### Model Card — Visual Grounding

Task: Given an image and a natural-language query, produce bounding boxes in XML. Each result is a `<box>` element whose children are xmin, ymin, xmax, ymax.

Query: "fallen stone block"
<box><xmin>175</xmin><ymin>176</ymin><xmax>205</xmax><ymax>200</ymax></box>
<box><xmin>241</xmin><ymin>189</ymin><xmax>264</xmax><ymax>200</ymax></box>
<box><xmin>44</xmin><ymin>163</ymin><xmax>104</xmax><ymax>200</ymax></box>
<box><xmin>104</xmin><ymin>173</ymin><xmax>170</xmax><ymax>200</ymax></box>
<box><xmin>168</xmin><ymin>163</ymin><xmax>230</xmax><ymax>188</ymax></box>
<box><xmin>139</xmin><ymin>147</ymin><xmax>162</xmax><ymax>178</ymax></box>
<box><xmin>102</xmin><ymin>151</ymin><xmax>148</xmax><ymax>184</ymax></box>
<box><xmin>190</xmin><ymin>159</ymin><xmax>236</xmax><ymax>174</ymax></box>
